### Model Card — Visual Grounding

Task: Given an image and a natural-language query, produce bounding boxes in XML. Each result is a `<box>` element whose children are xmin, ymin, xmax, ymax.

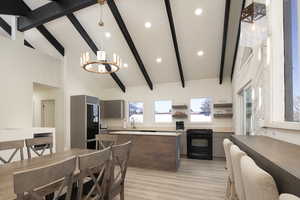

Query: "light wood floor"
<box><xmin>117</xmin><ymin>158</ymin><xmax>227</xmax><ymax>200</ymax></box>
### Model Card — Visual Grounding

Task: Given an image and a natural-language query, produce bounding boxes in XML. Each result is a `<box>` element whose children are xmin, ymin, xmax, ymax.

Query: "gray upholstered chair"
<box><xmin>240</xmin><ymin>155</ymin><xmax>279</xmax><ymax>200</ymax></box>
<box><xmin>280</xmin><ymin>194</ymin><xmax>300</xmax><ymax>200</ymax></box>
<box><xmin>230</xmin><ymin>145</ymin><xmax>246</xmax><ymax>200</ymax></box>
<box><xmin>223</xmin><ymin>139</ymin><xmax>236</xmax><ymax>200</ymax></box>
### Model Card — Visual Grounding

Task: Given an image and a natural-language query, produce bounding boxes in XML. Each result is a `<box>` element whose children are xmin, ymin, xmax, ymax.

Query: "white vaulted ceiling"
<box><xmin>20</xmin><ymin>0</ymin><xmax>227</xmax><ymax>88</ymax></box>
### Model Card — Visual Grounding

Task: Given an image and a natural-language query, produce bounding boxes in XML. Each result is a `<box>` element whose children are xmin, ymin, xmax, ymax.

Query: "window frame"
<box><xmin>283</xmin><ymin>0</ymin><xmax>300</xmax><ymax>122</ymax></box>
<box><xmin>128</xmin><ymin>101</ymin><xmax>144</xmax><ymax>124</ymax></box>
<box><xmin>189</xmin><ymin>97</ymin><xmax>213</xmax><ymax>124</ymax></box>
<box><xmin>154</xmin><ymin>100</ymin><xmax>173</xmax><ymax>123</ymax></box>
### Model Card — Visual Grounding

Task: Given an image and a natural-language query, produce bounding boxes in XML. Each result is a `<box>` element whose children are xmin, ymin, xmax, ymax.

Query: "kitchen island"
<box><xmin>109</xmin><ymin>131</ymin><xmax>181</xmax><ymax>171</ymax></box>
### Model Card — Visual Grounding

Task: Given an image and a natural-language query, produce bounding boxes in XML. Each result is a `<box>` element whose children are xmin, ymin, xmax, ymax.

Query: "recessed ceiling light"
<box><xmin>156</xmin><ymin>57</ymin><xmax>162</xmax><ymax>63</ymax></box>
<box><xmin>123</xmin><ymin>63</ymin><xmax>128</xmax><ymax>68</ymax></box>
<box><xmin>145</xmin><ymin>22</ymin><xmax>152</xmax><ymax>29</ymax></box>
<box><xmin>194</xmin><ymin>8</ymin><xmax>203</xmax><ymax>16</ymax></box>
<box><xmin>105</xmin><ymin>32</ymin><xmax>111</xmax><ymax>38</ymax></box>
<box><xmin>197</xmin><ymin>51</ymin><xmax>204</xmax><ymax>56</ymax></box>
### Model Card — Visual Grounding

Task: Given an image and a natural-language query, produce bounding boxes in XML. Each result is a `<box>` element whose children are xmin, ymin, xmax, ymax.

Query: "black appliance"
<box><xmin>86</xmin><ymin>104</ymin><xmax>99</xmax><ymax>149</ymax></box>
<box><xmin>187</xmin><ymin>129</ymin><xmax>213</xmax><ymax>160</ymax></box>
<box><xmin>176</xmin><ymin>121</ymin><xmax>184</xmax><ymax>130</ymax></box>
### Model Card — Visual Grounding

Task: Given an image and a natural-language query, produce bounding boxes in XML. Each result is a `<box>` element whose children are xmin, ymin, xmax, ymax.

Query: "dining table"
<box><xmin>0</xmin><ymin>148</ymin><xmax>96</xmax><ymax>200</ymax></box>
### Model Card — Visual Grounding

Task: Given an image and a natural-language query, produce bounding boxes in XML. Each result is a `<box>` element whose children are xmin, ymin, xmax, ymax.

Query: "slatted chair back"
<box><xmin>107</xmin><ymin>141</ymin><xmax>132</xmax><ymax>200</ymax></box>
<box><xmin>14</xmin><ymin>156</ymin><xmax>76</xmax><ymax>200</ymax></box>
<box><xmin>0</xmin><ymin>140</ymin><xmax>24</xmax><ymax>164</ymax></box>
<box><xmin>25</xmin><ymin>137</ymin><xmax>53</xmax><ymax>159</ymax></box>
<box><xmin>96</xmin><ymin>134</ymin><xmax>118</xmax><ymax>150</ymax></box>
<box><xmin>77</xmin><ymin>147</ymin><xmax>111</xmax><ymax>200</ymax></box>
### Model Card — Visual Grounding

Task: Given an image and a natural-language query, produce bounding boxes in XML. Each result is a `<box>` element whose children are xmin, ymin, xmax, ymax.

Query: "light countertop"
<box><xmin>103</xmin><ymin>127</ymin><xmax>233</xmax><ymax>133</ymax></box>
<box><xmin>109</xmin><ymin>131</ymin><xmax>182</xmax><ymax>137</ymax></box>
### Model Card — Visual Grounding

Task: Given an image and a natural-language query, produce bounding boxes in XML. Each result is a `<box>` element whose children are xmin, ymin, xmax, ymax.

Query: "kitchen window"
<box><xmin>190</xmin><ymin>98</ymin><xmax>212</xmax><ymax>123</ymax></box>
<box><xmin>129</xmin><ymin>102</ymin><xmax>144</xmax><ymax>123</ymax></box>
<box><xmin>284</xmin><ymin>0</ymin><xmax>300</xmax><ymax>122</ymax></box>
<box><xmin>155</xmin><ymin>100</ymin><xmax>172</xmax><ymax>123</ymax></box>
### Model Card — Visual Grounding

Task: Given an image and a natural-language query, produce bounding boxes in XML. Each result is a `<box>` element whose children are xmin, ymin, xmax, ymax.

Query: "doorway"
<box><xmin>32</xmin><ymin>82</ymin><xmax>57</xmax><ymax>128</ymax></box>
<box><xmin>41</xmin><ymin>100</ymin><xmax>55</xmax><ymax>128</ymax></box>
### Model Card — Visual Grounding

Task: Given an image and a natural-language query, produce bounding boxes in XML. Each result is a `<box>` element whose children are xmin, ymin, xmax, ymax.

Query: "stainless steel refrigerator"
<box><xmin>70</xmin><ymin>95</ymin><xmax>100</xmax><ymax>149</ymax></box>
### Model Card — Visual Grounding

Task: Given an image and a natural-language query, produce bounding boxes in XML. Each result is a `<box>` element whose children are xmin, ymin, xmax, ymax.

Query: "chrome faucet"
<box><xmin>131</xmin><ymin>118</ymin><xmax>136</xmax><ymax>129</ymax></box>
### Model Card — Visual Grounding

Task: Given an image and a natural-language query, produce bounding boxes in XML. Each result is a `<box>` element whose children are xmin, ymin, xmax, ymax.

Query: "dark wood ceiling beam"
<box><xmin>0</xmin><ymin>17</ymin><xmax>12</xmax><ymax>35</ymax></box>
<box><xmin>36</xmin><ymin>25</ymin><xmax>64</xmax><ymax>56</ymax></box>
<box><xmin>24</xmin><ymin>40</ymin><xmax>35</xmax><ymax>49</ymax></box>
<box><xmin>219</xmin><ymin>0</ymin><xmax>231</xmax><ymax>84</ymax></box>
<box><xmin>231</xmin><ymin>0</ymin><xmax>246</xmax><ymax>80</ymax></box>
<box><xmin>107</xmin><ymin>0</ymin><xmax>153</xmax><ymax>90</ymax></box>
<box><xmin>18</xmin><ymin>0</ymin><xmax>97</xmax><ymax>31</ymax></box>
<box><xmin>67</xmin><ymin>13</ymin><xmax>126</xmax><ymax>93</ymax></box>
<box><xmin>0</xmin><ymin>16</ymin><xmax>34</xmax><ymax>49</ymax></box>
<box><xmin>164</xmin><ymin>0</ymin><xmax>185</xmax><ymax>88</ymax></box>
<box><xmin>0</xmin><ymin>0</ymin><xmax>30</xmax><ymax>16</ymax></box>
<box><xmin>20</xmin><ymin>1</ymin><xmax>64</xmax><ymax>56</ymax></box>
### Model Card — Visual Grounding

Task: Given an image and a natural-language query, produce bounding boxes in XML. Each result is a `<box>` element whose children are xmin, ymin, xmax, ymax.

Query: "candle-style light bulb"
<box><xmin>82</xmin><ymin>53</ymin><xmax>86</xmax><ymax>65</ymax></box>
<box><xmin>119</xmin><ymin>58</ymin><xmax>122</xmax><ymax>68</ymax></box>
<box><xmin>97</xmin><ymin>51</ymin><xmax>106</xmax><ymax>61</ymax></box>
<box><xmin>117</xmin><ymin>55</ymin><xmax>120</xmax><ymax>66</ymax></box>
<box><xmin>85</xmin><ymin>52</ymin><xmax>90</xmax><ymax>62</ymax></box>
<box><xmin>113</xmin><ymin>53</ymin><xmax>117</xmax><ymax>64</ymax></box>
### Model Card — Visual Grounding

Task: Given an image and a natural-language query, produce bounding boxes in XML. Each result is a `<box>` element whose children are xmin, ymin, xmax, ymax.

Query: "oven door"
<box><xmin>187</xmin><ymin>134</ymin><xmax>212</xmax><ymax>160</ymax></box>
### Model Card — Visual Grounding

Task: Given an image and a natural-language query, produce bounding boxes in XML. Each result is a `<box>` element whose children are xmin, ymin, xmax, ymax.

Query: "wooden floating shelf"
<box><xmin>214</xmin><ymin>113</ymin><xmax>233</xmax><ymax>118</ymax></box>
<box><xmin>172</xmin><ymin>114</ymin><xmax>188</xmax><ymax>119</ymax></box>
<box><xmin>172</xmin><ymin>105</ymin><xmax>188</xmax><ymax>109</ymax></box>
<box><xmin>213</xmin><ymin>103</ymin><xmax>232</xmax><ymax>108</ymax></box>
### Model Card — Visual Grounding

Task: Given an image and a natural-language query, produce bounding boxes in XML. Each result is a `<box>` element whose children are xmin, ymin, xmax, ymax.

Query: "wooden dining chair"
<box><xmin>106</xmin><ymin>141</ymin><xmax>132</xmax><ymax>200</ymax></box>
<box><xmin>13</xmin><ymin>156</ymin><xmax>77</xmax><ymax>200</ymax></box>
<box><xmin>96</xmin><ymin>134</ymin><xmax>118</xmax><ymax>150</ymax></box>
<box><xmin>0</xmin><ymin>140</ymin><xmax>24</xmax><ymax>164</ymax></box>
<box><xmin>25</xmin><ymin>137</ymin><xmax>53</xmax><ymax>159</ymax></box>
<box><xmin>77</xmin><ymin>147</ymin><xmax>111</xmax><ymax>200</ymax></box>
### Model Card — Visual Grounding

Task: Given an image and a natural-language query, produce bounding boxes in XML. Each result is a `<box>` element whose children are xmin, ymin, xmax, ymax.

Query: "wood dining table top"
<box><xmin>0</xmin><ymin>148</ymin><xmax>96</xmax><ymax>200</ymax></box>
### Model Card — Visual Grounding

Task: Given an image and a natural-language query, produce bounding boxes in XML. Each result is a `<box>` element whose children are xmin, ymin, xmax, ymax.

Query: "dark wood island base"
<box><xmin>109</xmin><ymin>131</ymin><xmax>181</xmax><ymax>171</ymax></box>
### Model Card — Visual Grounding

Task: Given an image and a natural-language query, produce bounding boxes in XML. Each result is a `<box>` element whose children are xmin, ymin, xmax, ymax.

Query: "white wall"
<box><xmin>0</xmin><ymin>30</ymin><xmax>114</xmax><ymax>151</ymax></box>
<box><xmin>232</xmin><ymin>0</ymin><xmax>300</xmax><ymax>145</ymax></box>
<box><xmin>99</xmin><ymin>79</ymin><xmax>233</xmax><ymax>129</ymax></box>
<box><xmin>0</xmin><ymin>35</ymin><xmax>62</xmax><ymax>129</ymax></box>
<box><xmin>0</xmin><ymin>32</ymin><xmax>67</xmax><ymax>151</ymax></box>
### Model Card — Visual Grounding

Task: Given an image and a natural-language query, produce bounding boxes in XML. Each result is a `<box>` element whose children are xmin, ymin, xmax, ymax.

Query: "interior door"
<box><xmin>41</xmin><ymin>100</ymin><xmax>55</xmax><ymax>128</ymax></box>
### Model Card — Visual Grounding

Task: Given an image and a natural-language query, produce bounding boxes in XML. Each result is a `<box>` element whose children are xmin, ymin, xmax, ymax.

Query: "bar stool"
<box><xmin>223</xmin><ymin>139</ymin><xmax>236</xmax><ymax>200</ymax></box>
<box><xmin>230</xmin><ymin>145</ymin><xmax>246</xmax><ymax>200</ymax></box>
<box><xmin>241</xmin><ymin>155</ymin><xmax>279</xmax><ymax>200</ymax></box>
